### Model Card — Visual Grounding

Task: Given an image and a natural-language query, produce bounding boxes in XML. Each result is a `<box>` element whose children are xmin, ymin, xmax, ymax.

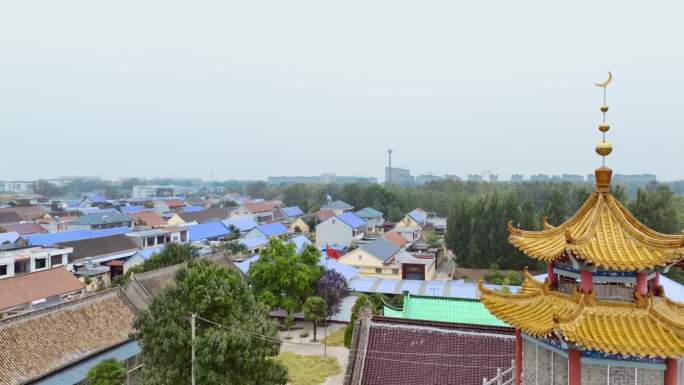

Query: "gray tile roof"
<box><xmin>360</xmin><ymin>238</ymin><xmax>400</xmax><ymax>262</ymax></box>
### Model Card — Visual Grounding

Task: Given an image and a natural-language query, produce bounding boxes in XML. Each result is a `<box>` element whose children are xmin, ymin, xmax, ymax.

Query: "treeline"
<box><xmin>260</xmin><ymin>180</ymin><xmax>684</xmax><ymax>270</ymax></box>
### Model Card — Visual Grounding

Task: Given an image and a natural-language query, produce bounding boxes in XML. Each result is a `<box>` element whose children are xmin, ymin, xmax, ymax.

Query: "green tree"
<box><xmin>86</xmin><ymin>358</ymin><xmax>126</xmax><ymax>385</ymax></box>
<box><xmin>629</xmin><ymin>183</ymin><xmax>682</xmax><ymax>233</ymax></box>
<box><xmin>140</xmin><ymin>243</ymin><xmax>196</xmax><ymax>271</ymax></box>
<box><xmin>248</xmin><ymin>239</ymin><xmax>323</xmax><ymax>319</ymax></box>
<box><xmin>542</xmin><ymin>190</ymin><xmax>566</xmax><ymax>226</ymax></box>
<box><xmin>134</xmin><ymin>261</ymin><xmax>287</xmax><ymax>385</ymax></box>
<box><xmin>303</xmin><ymin>296</ymin><xmax>327</xmax><ymax>341</ymax></box>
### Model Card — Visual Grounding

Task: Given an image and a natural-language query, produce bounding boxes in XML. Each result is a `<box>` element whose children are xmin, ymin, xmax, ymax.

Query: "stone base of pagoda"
<box><xmin>520</xmin><ymin>335</ymin><xmax>671</xmax><ymax>385</ymax></box>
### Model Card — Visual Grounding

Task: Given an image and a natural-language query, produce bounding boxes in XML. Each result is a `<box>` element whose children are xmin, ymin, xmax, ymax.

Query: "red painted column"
<box><xmin>547</xmin><ymin>262</ymin><xmax>557</xmax><ymax>288</ymax></box>
<box><xmin>665</xmin><ymin>358</ymin><xmax>678</xmax><ymax>385</ymax></box>
<box><xmin>654</xmin><ymin>272</ymin><xmax>661</xmax><ymax>288</ymax></box>
<box><xmin>636</xmin><ymin>271</ymin><xmax>648</xmax><ymax>296</ymax></box>
<box><xmin>580</xmin><ymin>270</ymin><xmax>593</xmax><ymax>293</ymax></box>
<box><xmin>515</xmin><ymin>329</ymin><xmax>523</xmax><ymax>385</ymax></box>
<box><xmin>568</xmin><ymin>348</ymin><xmax>582</xmax><ymax>385</ymax></box>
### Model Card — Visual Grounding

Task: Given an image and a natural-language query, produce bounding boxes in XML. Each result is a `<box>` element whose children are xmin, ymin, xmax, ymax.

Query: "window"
<box><xmin>51</xmin><ymin>254</ymin><xmax>63</xmax><ymax>267</ymax></box>
<box><xmin>147</xmin><ymin>237</ymin><xmax>156</xmax><ymax>246</ymax></box>
<box><xmin>0</xmin><ymin>265</ymin><xmax>7</xmax><ymax>276</ymax></box>
<box><xmin>14</xmin><ymin>260</ymin><xmax>29</xmax><ymax>275</ymax></box>
<box><xmin>358</xmin><ymin>255</ymin><xmax>362</xmax><ymax>260</ymax></box>
<box><xmin>35</xmin><ymin>258</ymin><xmax>47</xmax><ymax>269</ymax></box>
<box><xmin>157</xmin><ymin>235</ymin><xmax>165</xmax><ymax>244</ymax></box>
<box><xmin>375</xmin><ymin>268</ymin><xmax>382</xmax><ymax>274</ymax></box>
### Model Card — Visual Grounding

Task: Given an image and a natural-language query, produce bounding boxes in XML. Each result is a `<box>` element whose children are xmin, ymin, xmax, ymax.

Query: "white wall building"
<box><xmin>0</xmin><ymin>246</ymin><xmax>73</xmax><ymax>279</ymax></box>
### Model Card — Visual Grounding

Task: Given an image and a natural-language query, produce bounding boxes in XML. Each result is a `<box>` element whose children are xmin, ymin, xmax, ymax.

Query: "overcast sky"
<box><xmin>1</xmin><ymin>1</ymin><xmax>683</xmax><ymax>182</ymax></box>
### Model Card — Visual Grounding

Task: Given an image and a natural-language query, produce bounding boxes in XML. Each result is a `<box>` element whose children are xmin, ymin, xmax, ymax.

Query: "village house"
<box><xmin>0</xmin><ymin>245</ymin><xmax>73</xmax><ymax>279</ymax></box>
<box><xmin>130</xmin><ymin>210</ymin><xmax>167</xmax><ymax>228</ymax></box>
<box><xmin>222</xmin><ymin>217</ymin><xmax>258</xmax><ymax>235</ymax></box>
<box><xmin>289</xmin><ymin>217</ymin><xmax>310</xmax><ymax>234</ymax></box>
<box><xmin>0</xmin><ymin>222</ymin><xmax>47</xmax><ymax>235</ymax></box>
<box><xmin>0</xmin><ymin>205</ymin><xmax>47</xmax><ymax>221</ymax></box>
<box><xmin>152</xmin><ymin>198</ymin><xmax>186</xmax><ymax>214</ymax></box>
<box><xmin>67</xmin><ymin>212</ymin><xmax>132</xmax><ymax>231</ymax></box>
<box><xmin>0</xmin><ymin>289</ymin><xmax>140</xmax><ymax>385</ymax></box>
<box><xmin>355</xmin><ymin>207</ymin><xmax>385</xmax><ymax>230</ymax></box>
<box><xmin>0</xmin><ymin>267</ymin><xmax>84</xmax><ymax>318</ymax></box>
<box><xmin>244</xmin><ymin>222</ymin><xmax>289</xmax><ymax>239</ymax></box>
<box><xmin>315</xmin><ymin>211</ymin><xmax>367</xmax><ymax>248</ymax></box>
<box><xmin>338</xmin><ymin>237</ymin><xmax>436</xmax><ymax>280</ymax></box>
<box><xmin>279</xmin><ymin>206</ymin><xmax>305</xmax><ymax>223</ymax></box>
<box><xmin>231</xmin><ymin>201</ymin><xmax>276</xmax><ymax>224</ymax></box>
<box><xmin>57</xmin><ymin>233</ymin><xmax>139</xmax><ymax>268</ymax></box>
<box><xmin>320</xmin><ymin>200</ymin><xmax>354</xmax><ymax>215</ymax></box>
<box><xmin>126</xmin><ymin>226</ymin><xmax>189</xmax><ymax>248</ymax></box>
<box><xmin>167</xmin><ymin>208</ymin><xmax>231</xmax><ymax>225</ymax></box>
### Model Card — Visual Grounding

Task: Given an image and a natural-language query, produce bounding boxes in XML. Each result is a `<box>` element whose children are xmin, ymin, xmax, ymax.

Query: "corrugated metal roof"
<box><xmin>134</xmin><ymin>245</ymin><xmax>165</xmax><ymax>260</ymax></box>
<box><xmin>35</xmin><ymin>341</ymin><xmax>140</xmax><ymax>385</ymax></box>
<box><xmin>86</xmin><ymin>195</ymin><xmax>107</xmax><ymax>204</ymax></box>
<box><xmin>408</xmin><ymin>209</ymin><xmax>427</xmax><ymax>225</ymax></box>
<box><xmin>359</xmin><ymin>238</ymin><xmax>400</xmax><ymax>262</ymax></box>
<box><xmin>24</xmin><ymin>227</ymin><xmax>131</xmax><ymax>246</ymax></box>
<box><xmin>387</xmin><ymin>293</ymin><xmax>509</xmax><ymax>327</ymax></box>
<box><xmin>0</xmin><ymin>232</ymin><xmax>20</xmax><ymax>245</ymax></box>
<box><xmin>281</xmin><ymin>206</ymin><xmax>304</xmax><ymax>217</ymax></box>
<box><xmin>335</xmin><ymin>212</ymin><xmax>366</xmax><ymax>229</ymax></box>
<box><xmin>322</xmin><ymin>200</ymin><xmax>353</xmax><ymax>210</ymax></box>
<box><xmin>70</xmin><ymin>212</ymin><xmax>131</xmax><ymax>226</ymax></box>
<box><xmin>239</xmin><ymin>236</ymin><xmax>269</xmax><ymax>249</ymax></box>
<box><xmin>222</xmin><ymin>218</ymin><xmax>258</xmax><ymax>232</ymax></box>
<box><xmin>349</xmin><ymin>277</ymin><xmax>520</xmax><ymax>299</ymax></box>
<box><xmin>79</xmin><ymin>207</ymin><xmax>119</xmax><ymax>215</ymax></box>
<box><xmin>185</xmin><ymin>221</ymin><xmax>229</xmax><ymax>241</ymax></box>
<box><xmin>255</xmin><ymin>222</ymin><xmax>288</xmax><ymax>237</ymax></box>
<box><xmin>356</xmin><ymin>207</ymin><xmax>383</xmax><ymax>218</ymax></box>
<box><xmin>119</xmin><ymin>205</ymin><xmax>145</xmax><ymax>214</ymax></box>
<box><xmin>181</xmin><ymin>205</ymin><xmax>204</xmax><ymax>213</ymax></box>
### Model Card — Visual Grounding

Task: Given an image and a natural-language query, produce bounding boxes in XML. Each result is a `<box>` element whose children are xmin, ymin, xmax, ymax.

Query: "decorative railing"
<box><xmin>482</xmin><ymin>360</ymin><xmax>515</xmax><ymax>385</ymax></box>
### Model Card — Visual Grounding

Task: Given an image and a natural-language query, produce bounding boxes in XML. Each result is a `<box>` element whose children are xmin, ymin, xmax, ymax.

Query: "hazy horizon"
<box><xmin>2</xmin><ymin>1</ymin><xmax>683</xmax><ymax>181</ymax></box>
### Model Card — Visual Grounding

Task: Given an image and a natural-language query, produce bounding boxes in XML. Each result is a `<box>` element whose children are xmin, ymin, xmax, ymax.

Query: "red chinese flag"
<box><xmin>326</xmin><ymin>245</ymin><xmax>340</xmax><ymax>260</ymax></box>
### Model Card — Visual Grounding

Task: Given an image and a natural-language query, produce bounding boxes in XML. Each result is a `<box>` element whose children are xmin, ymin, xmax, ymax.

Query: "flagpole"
<box><xmin>324</xmin><ymin>244</ymin><xmax>328</xmax><ymax>358</ymax></box>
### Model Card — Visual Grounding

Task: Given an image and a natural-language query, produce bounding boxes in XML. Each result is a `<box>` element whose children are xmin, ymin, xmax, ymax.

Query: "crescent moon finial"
<box><xmin>594</xmin><ymin>71</ymin><xmax>613</xmax><ymax>88</ymax></box>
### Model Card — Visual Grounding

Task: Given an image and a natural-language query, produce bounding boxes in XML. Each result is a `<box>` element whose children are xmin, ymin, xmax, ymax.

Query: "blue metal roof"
<box><xmin>87</xmin><ymin>195</ymin><xmax>107</xmax><ymax>204</ymax></box>
<box><xmin>335</xmin><ymin>212</ymin><xmax>366</xmax><ymax>229</ymax></box>
<box><xmin>119</xmin><ymin>205</ymin><xmax>145</xmax><ymax>214</ymax></box>
<box><xmin>408</xmin><ymin>209</ymin><xmax>427</xmax><ymax>225</ymax></box>
<box><xmin>348</xmin><ymin>277</ymin><xmax>520</xmax><ymax>298</ymax></box>
<box><xmin>181</xmin><ymin>205</ymin><xmax>204</xmax><ymax>213</ymax></box>
<box><xmin>24</xmin><ymin>227</ymin><xmax>131</xmax><ymax>246</ymax></box>
<box><xmin>35</xmin><ymin>341</ymin><xmax>140</xmax><ymax>385</ymax></box>
<box><xmin>0</xmin><ymin>232</ymin><xmax>19</xmax><ymax>245</ymax></box>
<box><xmin>281</xmin><ymin>206</ymin><xmax>305</xmax><ymax>217</ymax></box>
<box><xmin>79</xmin><ymin>207</ymin><xmax>119</xmax><ymax>215</ymax></box>
<box><xmin>222</xmin><ymin>218</ymin><xmax>258</xmax><ymax>232</ymax></box>
<box><xmin>255</xmin><ymin>222</ymin><xmax>288</xmax><ymax>237</ymax></box>
<box><xmin>185</xmin><ymin>221</ymin><xmax>229</xmax><ymax>241</ymax></box>
<box><xmin>240</xmin><ymin>236</ymin><xmax>269</xmax><ymax>249</ymax></box>
<box><xmin>290</xmin><ymin>235</ymin><xmax>311</xmax><ymax>252</ymax></box>
<box><xmin>134</xmin><ymin>245</ymin><xmax>165</xmax><ymax>260</ymax></box>
<box><xmin>355</xmin><ymin>207</ymin><xmax>383</xmax><ymax>218</ymax></box>
<box><xmin>64</xmin><ymin>199</ymin><xmax>83</xmax><ymax>208</ymax></box>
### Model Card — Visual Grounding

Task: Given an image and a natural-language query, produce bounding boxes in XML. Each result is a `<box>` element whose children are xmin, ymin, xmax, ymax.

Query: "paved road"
<box><xmin>278</xmin><ymin>322</ymin><xmax>349</xmax><ymax>385</ymax></box>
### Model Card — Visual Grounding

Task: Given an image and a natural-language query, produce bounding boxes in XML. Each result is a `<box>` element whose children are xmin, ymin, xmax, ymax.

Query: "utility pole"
<box><xmin>191</xmin><ymin>313</ymin><xmax>196</xmax><ymax>385</ymax></box>
<box><xmin>324</xmin><ymin>248</ymin><xmax>328</xmax><ymax>358</ymax></box>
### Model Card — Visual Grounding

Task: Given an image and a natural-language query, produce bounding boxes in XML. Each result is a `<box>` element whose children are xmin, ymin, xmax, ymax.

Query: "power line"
<box><xmin>194</xmin><ymin>315</ymin><xmax>513</xmax><ymax>362</ymax></box>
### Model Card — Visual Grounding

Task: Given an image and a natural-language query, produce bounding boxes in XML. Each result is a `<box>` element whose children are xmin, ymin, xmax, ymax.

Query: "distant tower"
<box><xmin>387</xmin><ymin>149</ymin><xmax>393</xmax><ymax>184</ymax></box>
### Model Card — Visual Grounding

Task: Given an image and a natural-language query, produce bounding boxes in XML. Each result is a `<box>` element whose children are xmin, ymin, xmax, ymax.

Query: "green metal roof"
<box><xmin>383</xmin><ymin>293</ymin><xmax>508</xmax><ymax>327</ymax></box>
<box><xmin>356</xmin><ymin>207</ymin><xmax>384</xmax><ymax>218</ymax></box>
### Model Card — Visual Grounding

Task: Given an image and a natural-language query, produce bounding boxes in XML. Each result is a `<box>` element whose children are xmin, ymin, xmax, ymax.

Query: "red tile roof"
<box><xmin>0</xmin><ymin>212</ymin><xmax>23</xmax><ymax>225</ymax></box>
<box><xmin>162</xmin><ymin>199</ymin><xmax>185</xmax><ymax>208</ymax></box>
<box><xmin>316</xmin><ymin>209</ymin><xmax>335</xmax><ymax>221</ymax></box>
<box><xmin>130</xmin><ymin>211</ymin><xmax>166</xmax><ymax>227</ymax></box>
<box><xmin>0</xmin><ymin>268</ymin><xmax>84</xmax><ymax>311</ymax></box>
<box><xmin>0</xmin><ymin>206</ymin><xmax>46</xmax><ymax>221</ymax></box>
<box><xmin>0</xmin><ymin>222</ymin><xmax>47</xmax><ymax>235</ymax></box>
<box><xmin>244</xmin><ymin>201</ymin><xmax>274</xmax><ymax>213</ymax></box>
<box><xmin>348</xmin><ymin>315</ymin><xmax>515</xmax><ymax>385</ymax></box>
<box><xmin>384</xmin><ymin>231</ymin><xmax>409</xmax><ymax>247</ymax></box>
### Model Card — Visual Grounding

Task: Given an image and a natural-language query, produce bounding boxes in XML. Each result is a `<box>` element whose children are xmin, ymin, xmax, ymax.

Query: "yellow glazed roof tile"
<box><xmin>479</xmin><ymin>273</ymin><xmax>684</xmax><ymax>358</ymax></box>
<box><xmin>508</xmin><ymin>192</ymin><xmax>684</xmax><ymax>270</ymax></box>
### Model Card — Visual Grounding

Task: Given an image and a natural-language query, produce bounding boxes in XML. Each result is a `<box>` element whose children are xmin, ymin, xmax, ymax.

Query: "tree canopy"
<box><xmin>86</xmin><ymin>358</ymin><xmax>126</xmax><ymax>385</ymax></box>
<box><xmin>248</xmin><ymin>238</ymin><xmax>323</xmax><ymax>317</ymax></box>
<box><xmin>134</xmin><ymin>260</ymin><xmax>287</xmax><ymax>385</ymax></box>
<box><xmin>303</xmin><ymin>296</ymin><xmax>327</xmax><ymax>341</ymax></box>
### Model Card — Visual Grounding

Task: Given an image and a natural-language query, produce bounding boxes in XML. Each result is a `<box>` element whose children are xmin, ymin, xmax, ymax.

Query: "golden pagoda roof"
<box><xmin>508</xmin><ymin>172</ymin><xmax>684</xmax><ymax>270</ymax></box>
<box><xmin>479</xmin><ymin>272</ymin><xmax>684</xmax><ymax>358</ymax></box>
